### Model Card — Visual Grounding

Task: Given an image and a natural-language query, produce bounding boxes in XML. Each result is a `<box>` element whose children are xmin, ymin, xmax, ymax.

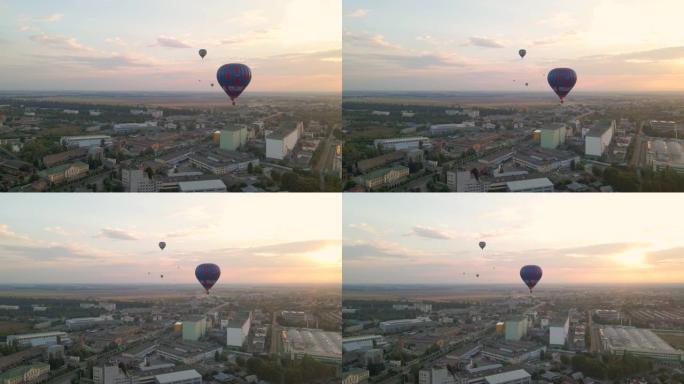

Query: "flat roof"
<box><xmin>506</xmin><ymin>178</ymin><xmax>553</xmax><ymax>192</ymax></box>
<box><xmin>282</xmin><ymin>328</ymin><xmax>341</xmax><ymax>358</ymax></box>
<box><xmin>603</xmin><ymin>326</ymin><xmax>676</xmax><ymax>352</ymax></box>
<box><xmin>155</xmin><ymin>369</ymin><xmax>201</xmax><ymax>384</ymax></box>
<box><xmin>586</xmin><ymin>120</ymin><xmax>614</xmax><ymax>137</ymax></box>
<box><xmin>485</xmin><ymin>369</ymin><xmax>531</xmax><ymax>384</ymax></box>
<box><xmin>8</xmin><ymin>331</ymin><xmax>67</xmax><ymax>339</ymax></box>
<box><xmin>178</xmin><ymin>179</ymin><xmax>226</xmax><ymax>192</ymax></box>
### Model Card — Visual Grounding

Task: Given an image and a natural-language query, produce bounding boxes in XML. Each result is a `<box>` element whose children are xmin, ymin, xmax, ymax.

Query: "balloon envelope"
<box><xmin>199</xmin><ymin>49</ymin><xmax>207</xmax><ymax>59</ymax></box>
<box><xmin>479</xmin><ymin>241</ymin><xmax>486</xmax><ymax>250</ymax></box>
<box><xmin>520</xmin><ymin>265</ymin><xmax>543</xmax><ymax>292</ymax></box>
<box><xmin>547</xmin><ymin>68</ymin><xmax>577</xmax><ymax>103</ymax></box>
<box><xmin>217</xmin><ymin>64</ymin><xmax>251</xmax><ymax>105</ymax></box>
<box><xmin>519</xmin><ymin>49</ymin><xmax>527</xmax><ymax>58</ymax></box>
<box><xmin>159</xmin><ymin>242</ymin><xmax>166</xmax><ymax>250</ymax></box>
<box><xmin>195</xmin><ymin>263</ymin><xmax>221</xmax><ymax>293</ymax></box>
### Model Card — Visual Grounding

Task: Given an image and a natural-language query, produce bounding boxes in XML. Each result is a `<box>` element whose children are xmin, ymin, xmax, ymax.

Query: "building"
<box><xmin>93</xmin><ymin>365</ymin><xmax>129</xmax><ymax>384</ymax></box>
<box><xmin>379</xmin><ymin>317</ymin><xmax>432</xmax><ymax>333</ymax></box>
<box><xmin>484</xmin><ymin>369</ymin><xmax>531</xmax><ymax>384</ymax></box>
<box><xmin>595</xmin><ymin>309</ymin><xmax>620</xmax><ymax>322</ymax></box>
<box><xmin>0</xmin><ymin>363</ymin><xmax>50</xmax><ymax>384</ymax></box>
<box><xmin>513</xmin><ymin>149</ymin><xmax>579</xmax><ymax>173</ymax></box>
<box><xmin>506</xmin><ymin>178</ymin><xmax>553</xmax><ymax>192</ymax></box>
<box><xmin>585</xmin><ymin>120</ymin><xmax>616</xmax><ymax>157</ymax></box>
<box><xmin>225</xmin><ymin>312</ymin><xmax>252</xmax><ymax>348</ymax></box>
<box><xmin>549</xmin><ymin>316</ymin><xmax>570</xmax><ymax>347</ymax></box>
<box><xmin>282</xmin><ymin>311</ymin><xmax>307</xmax><ymax>324</ymax></box>
<box><xmin>39</xmin><ymin>162</ymin><xmax>89</xmax><ymax>184</ymax></box>
<box><xmin>601</xmin><ymin>326</ymin><xmax>684</xmax><ymax>362</ymax></box>
<box><xmin>430</xmin><ymin>122</ymin><xmax>475</xmax><ymax>135</ymax></box>
<box><xmin>266</xmin><ymin>121</ymin><xmax>303</xmax><ymax>160</ymax></box>
<box><xmin>154</xmin><ymin>370</ymin><xmax>202</xmax><ymax>384</ymax></box>
<box><xmin>281</xmin><ymin>328</ymin><xmax>342</xmax><ymax>364</ymax></box>
<box><xmin>60</xmin><ymin>135</ymin><xmax>112</xmax><ymax>148</ymax></box>
<box><xmin>122</xmin><ymin>169</ymin><xmax>161</xmax><ymax>192</ymax></box>
<box><xmin>418</xmin><ymin>366</ymin><xmax>449</xmax><ymax>384</ymax></box>
<box><xmin>373</xmin><ymin>137</ymin><xmax>430</xmax><ymax>151</ymax></box>
<box><xmin>646</xmin><ymin>139</ymin><xmax>684</xmax><ymax>173</ymax></box>
<box><xmin>540</xmin><ymin>124</ymin><xmax>567</xmax><ymax>149</ymax></box>
<box><xmin>447</xmin><ymin>169</ymin><xmax>486</xmax><ymax>192</ymax></box>
<box><xmin>182</xmin><ymin>316</ymin><xmax>207</xmax><ymax>341</ymax></box>
<box><xmin>219</xmin><ymin>126</ymin><xmax>248</xmax><ymax>151</ymax></box>
<box><xmin>157</xmin><ymin>341</ymin><xmax>222</xmax><ymax>365</ymax></box>
<box><xmin>342</xmin><ymin>335</ymin><xmax>383</xmax><ymax>352</ymax></box>
<box><xmin>43</xmin><ymin>148</ymin><xmax>88</xmax><ymax>168</ymax></box>
<box><xmin>482</xmin><ymin>341</ymin><xmax>545</xmax><ymax>364</ymax></box>
<box><xmin>188</xmin><ymin>151</ymin><xmax>259</xmax><ymax>175</ymax></box>
<box><xmin>178</xmin><ymin>179</ymin><xmax>227</xmax><ymax>192</ymax></box>
<box><xmin>362</xmin><ymin>166</ymin><xmax>409</xmax><ymax>190</ymax></box>
<box><xmin>7</xmin><ymin>332</ymin><xmax>71</xmax><ymax>347</ymax></box>
<box><xmin>342</xmin><ymin>369</ymin><xmax>369</xmax><ymax>384</ymax></box>
<box><xmin>505</xmin><ymin>318</ymin><xmax>528</xmax><ymax>341</ymax></box>
<box><xmin>66</xmin><ymin>315</ymin><xmax>112</xmax><ymax>330</ymax></box>
<box><xmin>113</xmin><ymin>121</ymin><xmax>157</xmax><ymax>133</ymax></box>
<box><xmin>356</xmin><ymin>151</ymin><xmax>405</xmax><ymax>173</ymax></box>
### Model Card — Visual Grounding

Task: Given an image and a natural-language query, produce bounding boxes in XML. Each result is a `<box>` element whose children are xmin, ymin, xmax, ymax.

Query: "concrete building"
<box><xmin>342</xmin><ymin>335</ymin><xmax>383</xmax><ymax>352</ymax></box>
<box><xmin>219</xmin><ymin>126</ymin><xmax>248</xmax><ymax>151</ymax></box>
<box><xmin>373</xmin><ymin>137</ymin><xmax>430</xmax><ymax>151</ymax></box>
<box><xmin>506</xmin><ymin>178</ymin><xmax>553</xmax><ymax>192</ymax></box>
<box><xmin>39</xmin><ymin>162</ymin><xmax>89</xmax><ymax>184</ymax></box>
<box><xmin>93</xmin><ymin>365</ymin><xmax>129</xmax><ymax>384</ymax></box>
<box><xmin>66</xmin><ymin>315</ymin><xmax>112</xmax><ymax>330</ymax></box>
<box><xmin>188</xmin><ymin>151</ymin><xmax>259</xmax><ymax>175</ymax></box>
<box><xmin>225</xmin><ymin>312</ymin><xmax>252</xmax><ymax>348</ymax></box>
<box><xmin>513</xmin><ymin>149</ymin><xmax>579</xmax><ymax>173</ymax></box>
<box><xmin>447</xmin><ymin>169</ymin><xmax>486</xmax><ymax>192</ymax></box>
<box><xmin>342</xmin><ymin>369</ymin><xmax>370</xmax><ymax>384</ymax></box>
<box><xmin>482</xmin><ymin>341</ymin><xmax>545</xmax><ymax>364</ymax></box>
<box><xmin>430</xmin><ymin>122</ymin><xmax>475</xmax><ymax>135</ymax></box>
<box><xmin>157</xmin><ymin>341</ymin><xmax>222</xmax><ymax>365</ymax></box>
<box><xmin>646</xmin><ymin>139</ymin><xmax>684</xmax><ymax>173</ymax></box>
<box><xmin>485</xmin><ymin>369</ymin><xmax>531</xmax><ymax>384</ymax></box>
<box><xmin>281</xmin><ymin>328</ymin><xmax>342</xmax><ymax>364</ymax></box>
<box><xmin>505</xmin><ymin>318</ymin><xmax>528</xmax><ymax>341</ymax></box>
<box><xmin>182</xmin><ymin>317</ymin><xmax>206</xmax><ymax>341</ymax></box>
<box><xmin>7</xmin><ymin>332</ymin><xmax>71</xmax><ymax>347</ymax></box>
<box><xmin>113</xmin><ymin>121</ymin><xmax>157</xmax><ymax>133</ymax></box>
<box><xmin>60</xmin><ymin>135</ymin><xmax>112</xmax><ymax>148</ymax></box>
<box><xmin>154</xmin><ymin>370</ymin><xmax>202</xmax><ymax>384</ymax></box>
<box><xmin>122</xmin><ymin>169</ymin><xmax>161</xmax><ymax>192</ymax></box>
<box><xmin>362</xmin><ymin>166</ymin><xmax>409</xmax><ymax>190</ymax></box>
<box><xmin>540</xmin><ymin>124</ymin><xmax>567</xmax><ymax>149</ymax></box>
<box><xmin>601</xmin><ymin>326</ymin><xmax>684</xmax><ymax>362</ymax></box>
<box><xmin>178</xmin><ymin>179</ymin><xmax>227</xmax><ymax>192</ymax></box>
<box><xmin>266</xmin><ymin>121</ymin><xmax>303</xmax><ymax>160</ymax></box>
<box><xmin>0</xmin><ymin>363</ymin><xmax>50</xmax><ymax>384</ymax></box>
<box><xmin>418</xmin><ymin>366</ymin><xmax>449</xmax><ymax>384</ymax></box>
<box><xmin>585</xmin><ymin>120</ymin><xmax>615</xmax><ymax>157</ymax></box>
<box><xmin>379</xmin><ymin>317</ymin><xmax>432</xmax><ymax>333</ymax></box>
<box><xmin>549</xmin><ymin>316</ymin><xmax>570</xmax><ymax>347</ymax></box>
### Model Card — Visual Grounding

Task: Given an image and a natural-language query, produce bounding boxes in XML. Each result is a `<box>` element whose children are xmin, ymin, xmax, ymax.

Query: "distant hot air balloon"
<box><xmin>476</xmin><ymin>274</ymin><xmax>480</xmax><ymax>278</ymax></box>
<box><xmin>217</xmin><ymin>63</ymin><xmax>251</xmax><ymax>105</ymax></box>
<box><xmin>520</xmin><ymin>265</ymin><xmax>543</xmax><ymax>293</ymax></box>
<box><xmin>479</xmin><ymin>241</ymin><xmax>486</xmax><ymax>250</ymax></box>
<box><xmin>159</xmin><ymin>242</ymin><xmax>166</xmax><ymax>251</ymax></box>
<box><xmin>195</xmin><ymin>263</ymin><xmax>221</xmax><ymax>294</ymax></box>
<box><xmin>518</xmin><ymin>49</ymin><xmax>527</xmax><ymax>59</ymax></box>
<box><xmin>547</xmin><ymin>68</ymin><xmax>577</xmax><ymax>103</ymax></box>
<box><xmin>147</xmin><ymin>272</ymin><xmax>151</xmax><ymax>276</ymax></box>
<box><xmin>525</xmin><ymin>82</ymin><xmax>529</xmax><ymax>87</ymax></box>
<box><xmin>160</xmin><ymin>274</ymin><xmax>164</xmax><ymax>279</ymax></box>
<box><xmin>210</xmin><ymin>83</ymin><xmax>214</xmax><ymax>87</ymax></box>
<box><xmin>199</xmin><ymin>49</ymin><xmax>207</xmax><ymax>60</ymax></box>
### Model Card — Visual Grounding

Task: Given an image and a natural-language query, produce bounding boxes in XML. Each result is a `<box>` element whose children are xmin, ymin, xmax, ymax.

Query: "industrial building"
<box><xmin>379</xmin><ymin>317</ymin><xmax>432</xmax><ymax>333</ymax></box>
<box><xmin>504</xmin><ymin>318</ymin><xmax>528</xmax><ymax>341</ymax></box>
<box><xmin>481</xmin><ymin>341</ymin><xmax>545</xmax><ymax>364</ymax></box>
<box><xmin>585</xmin><ymin>120</ymin><xmax>615</xmax><ymax>157</ymax></box>
<box><xmin>342</xmin><ymin>335</ymin><xmax>383</xmax><ymax>352</ymax></box>
<box><xmin>485</xmin><ymin>369</ymin><xmax>531</xmax><ymax>384</ymax></box>
<box><xmin>373</xmin><ymin>137</ymin><xmax>430</xmax><ymax>151</ymax></box>
<box><xmin>540</xmin><ymin>124</ymin><xmax>567</xmax><ymax>149</ymax></box>
<box><xmin>60</xmin><ymin>135</ymin><xmax>113</xmax><ymax>148</ymax></box>
<box><xmin>6</xmin><ymin>332</ymin><xmax>72</xmax><ymax>347</ymax></box>
<box><xmin>182</xmin><ymin>316</ymin><xmax>207</xmax><ymax>341</ymax></box>
<box><xmin>219</xmin><ymin>126</ymin><xmax>248</xmax><ymax>151</ymax></box>
<box><xmin>157</xmin><ymin>341</ymin><xmax>223</xmax><ymax>365</ymax></box>
<box><xmin>224</xmin><ymin>312</ymin><xmax>252</xmax><ymax>348</ymax></box>
<box><xmin>265</xmin><ymin>121</ymin><xmax>304</xmax><ymax>160</ymax></box>
<box><xmin>506</xmin><ymin>178</ymin><xmax>553</xmax><ymax>193</ymax></box>
<box><xmin>281</xmin><ymin>328</ymin><xmax>342</xmax><ymax>364</ymax></box>
<box><xmin>154</xmin><ymin>370</ymin><xmax>202</xmax><ymax>384</ymax></box>
<box><xmin>66</xmin><ymin>315</ymin><xmax>113</xmax><ymax>330</ymax></box>
<box><xmin>601</xmin><ymin>326</ymin><xmax>684</xmax><ymax>361</ymax></box>
<box><xmin>177</xmin><ymin>179</ymin><xmax>227</xmax><ymax>192</ymax></box>
<box><xmin>188</xmin><ymin>151</ymin><xmax>259</xmax><ymax>175</ymax></box>
<box><xmin>646</xmin><ymin>139</ymin><xmax>684</xmax><ymax>173</ymax></box>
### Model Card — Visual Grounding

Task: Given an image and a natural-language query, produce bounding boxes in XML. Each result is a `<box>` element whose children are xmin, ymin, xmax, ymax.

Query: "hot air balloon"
<box><xmin>520</xmin><ymin>265</ymin><xmax>543</xmax><ymax>293</ymax></box>
<box><xmin>199</xmin><ymin>49</ymin><xmax>207</xmax><ymax>60</ymax></box>
<box><xmin>195</xmin><ymin>263</ymin><xmax>221</xmax><ymax>294</ymax></box>
<box><xmin>479</xmin><ymin>241</ymin><xmax>486</xmax><ymax>250</ymax></box>
<box><xmin>518</xmin><ymin>49</ymin><xmax>526</xmax><ymax>59</ymax></box>
<box><xmin>159</xmin><ymin>242</ymin><xmax>166</xmax><ymax>251</ymax></box>
<box><xmin>217</xmin><ymin>63</ymin><xmax>251</xmax><ymax>105</ymax></box>
<box><xmin>525</xmin><ymin>82</ymin><xmax>529</xmax><ymax>87</ymax></box>
<box><xmin>210</xmin><ymin>83</ymin><xmax>214</xmax><ymax>87</ymax></box>
<box><xmin>476</xmin><ymin>274</ymin><xmax>480</xmax><ymax>278</ymax></box>
<box><xmin>547</xmin><ymin>68</ymin><xmax>577</xmax><ymax>103</ymax></box>
<box><xmin>160</xmin><ymin>274</ymin><xmax>164</xmax><ymax>279</ymax></box>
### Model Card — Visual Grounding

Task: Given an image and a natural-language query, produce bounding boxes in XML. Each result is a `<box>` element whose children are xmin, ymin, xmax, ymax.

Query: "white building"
<box><xmin>7</xmin><ymin>332</ymin><xmax>72</xmax><ymax>347</ymax></box>
<box><xmin>66</xmin><ymin>315</ymin><xmax>112</xmax><ymax>330</ymax></box>
<box><xmin>155</xmin><ymin>370</ymin><xmax>202</xmax><ymax>384</ymax></box>
<box><xmin>506</xmin><ymin>178</ymin><xmax>553</xmax><ymax>192</ymax></box>
<box><xmin>122</xmin><ymin>169</ymin><xmax>160</xmax><ymax>192</ymax></box>
<box><xmin>447</xmin><ymin>170</ymin><xmax>486</xmax><ymax>192</ymax></box>
<box><xmin>429</xmin><ymin>122</ymin><xmax>475</xmax><ymax>135</ymax></box>
<box><xmin>418</xmin><ymin>366</ymin><xmax>450</xmax><ymax>384</ymax></box>
<box><xmin>374</xmin><ymin>137</ymin><xmax>430</xmax><ymax>151</ymax></box>
<box><xmin>114</xmin><ymin>121</ymin><xmax>157</xmax><ymax>133</ymax></box>
<box><xmin>379</xmin><ymin>317</ymin><xmax>432</xmax><ymax>333</ymax></box>
<box><xmin>61</xmin><ymin>135</ymin><xmax>112</xmax><ymax>148</ymax></box>
<box><xmin>485</xmin><ymin>370</ymin><xmax>531</xmax><ymax>384</ymax></box>
<box><xmin>342</xmin><ymin>335</ymin><xmax>383</xmax><ymax>352</ymax></box>
<box><xmin>265</xmin><ymin>122</ymin><xmax>304</xmax><ymax>160</ymax></box>
<box><xmin>585</xmin><ymin>120</ymin><xmax>615</xmax><ymax>157</ymax></box>
<box><xmin>549</xmin><ymin>316</ymin><xmax>570</xmax><ymax>347</ymax></box>
<box><xmin>178</xmin><ymin>180</ymin><xmax>227</xmax><ymax>192</ymax></box>
<box><xmin>225</xmin><ymin>312</ymin><xmax>252</xmax><ymax>348</ymax></box>
<box><xmin>93</xmin><ymin>365</ymin><xmax>129</xmax><ymax>384</ymax></box>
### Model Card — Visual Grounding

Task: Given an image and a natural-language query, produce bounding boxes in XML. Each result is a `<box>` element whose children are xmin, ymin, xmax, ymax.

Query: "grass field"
<box><xmin>0</xmin><ymin>320</ymin><xmax>33</xmax><ymax>335</ymax></box>
<box><xmin>654</xmin><ymin>331</ymin><xmax>684</xmax><ymax>349</ymax></box>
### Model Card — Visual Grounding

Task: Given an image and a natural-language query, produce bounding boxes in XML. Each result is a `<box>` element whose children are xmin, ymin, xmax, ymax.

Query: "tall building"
<box><xmin>505</xmin><ymin>318</ymin><xmax>528</xmax><ymax>341</ymax></box>
<box><xmin>182</xmin><ymin>316</ymin><xmax>207</xmax><ymax>341</ymax></box>
<box><xmin>266</xmin><ymin>121</ymin><xmax>304</xmax><ymax>160</ymax></box>
<box><xmin>219</xmin><ymin>126</ymin><xmax>248</xmax><ymax>151</ymax></box>
<box><xmin>540</xmin><ymin>124</ymin><xmax>567</xmax><ymax>149</ymax></box>
<box><xmin>122</xmin><ymin>169</ymin><xmax>160</xmax><ymax>192</ymax></box>
<box><xmin>549</xmin><ymin>316</ymin><xmax>569</xmax><ymax>347</ymax></box>
<box><xmin>224</xmin><ymin>312</ymin><xmax>252</xmax><ymax>348</ymax></box>
<box><xmin>93</xmin><ymin>365</ymin><xmax>130</xmax><ymax>384</ymax></box>
<box><xmin>585</xmin><ymin>120</ymin><xmax>615</xmax><ymax>157</ymax></box>
<box><xmin>418</xmin><ymin>366</ymin><xmax>449</xmax><ymax>384</ymax></box>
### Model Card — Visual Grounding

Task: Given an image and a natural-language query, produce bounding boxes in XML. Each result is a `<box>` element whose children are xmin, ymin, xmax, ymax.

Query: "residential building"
<box><xmin>362</xmin><ymin>166</ymin><xmax>409</xmax><ymax>190</ymax></box>
<box><xmin>505</xmin><ymin>318</ymin><xmax>528</xmax><ymax>341</ymax></box>
<box><xmin>225</xmin><ymin>312</ymin><xmax>252</xmax><ymax>348</ymax></box>
<box><xmin>266</xmin><ymin>121</ymin><xmax>304</xmax><ymax>160</ymax></box>
<box><xmin>39</xmin><ymin>162</ymin><xmax>89</xmax><ymax>184</ymax></box>
<box><xmin>220</xmin><ymin>126</ymin><xmax>248</xmax><ymax>151</ymax></box>
<box><xmin>182</xmin><ymin>316</ymin><xmax>206</xmax><ymax>341</ymax></box>
<box><xmin>0</xmin><ymin>363</ymin><xmax>49</xmax><ymax>384</ymax></box>
<box><xmin>585</xmin><ymin>120</ymin><xmax>616</xmax><ymax>157</ymax></box>
<box><xmin>540</xmin><ymin>124</ymin><xmax>567</xmax><ymax>149</ymax></box>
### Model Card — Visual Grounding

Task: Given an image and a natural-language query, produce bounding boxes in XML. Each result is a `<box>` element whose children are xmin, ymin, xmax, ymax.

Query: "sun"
<box><xmin>307</xmin><ymin>245</ymin><xmax>341</xmax><ymax>267</ymax></box>
<box><xmin>613</xmin><ymin>249</ymin><xmax>649</xmax><ymax>269</ymax></box>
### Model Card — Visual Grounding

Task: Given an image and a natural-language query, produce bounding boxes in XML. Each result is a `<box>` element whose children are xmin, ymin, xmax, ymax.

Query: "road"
<box><xmin>629</xmin><ymin>121</ymin><xmax>645</xmax><ymax>168</ymax></box>
<box><xmin>269</xmin><ymin>312</ymin><xmax>280</xmax><ymax>355</ymax></box>
<box><xmin>47</xmin><ymin>369</ymin><xmax>79</xmax><ymax>384</ymax></box>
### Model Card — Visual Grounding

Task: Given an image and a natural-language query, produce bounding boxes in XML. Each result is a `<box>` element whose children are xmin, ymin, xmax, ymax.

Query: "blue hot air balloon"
<box><xmin>195</xmin><ymin>263</ymin><xmax>221</xmax><ymax>294</ymax></box>
<box><xmin>547</xmin><ymin>68</ymin><xmax>577</xmax><ymax>103</ymax></box>
<box><xmin>216</xmin><ymin>63</ymin><xmax>251</xmax><ymax>105</ymax></box>
<box><xmin>520</xmin><ymin>265</ymin><xmax>543</xmax><ymax>293</ymax></box>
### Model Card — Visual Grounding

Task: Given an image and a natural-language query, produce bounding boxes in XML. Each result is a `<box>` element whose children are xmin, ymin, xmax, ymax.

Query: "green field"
<box><xmin>654</xmin><ymin>332</ymin><xmax>684</xmax><ymax>349</ymax></box>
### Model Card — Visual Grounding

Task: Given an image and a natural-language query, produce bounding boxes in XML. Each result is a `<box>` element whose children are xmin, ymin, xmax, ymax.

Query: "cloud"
<box><xmin>466</xmin><ymin>36</ymin><xmax>505</xmax><ymax>48</ymax></box>
<box><xmin>0</xmin><ymin>244</ymin><xmax>93</xmax><ymax>262</ymax></box>
<box><xmin>31</xmin><ymin>53</ymin><xmax>158</xmax><ymax>70</ymax></box>
<box><xmin>0</xmin><ymin>224</ymin><xmax>31</xmax><ymax>242</ymax></box>
<box><xmin>218</xmin><ymin>29</ymin><xmax>278</xmax><ymax>45</ymax></box>
<box><xmin>44</xmin><ymin>226</ymin><xmax>69</xmax><ymax>236</ymax></box>
<box><xmin>344</xmin><ymin>30</ymin><xmax>405</xmax><ymax>51</ymax></box>
<box><xmin>406</xmin><ymin>226</ymin><xmax>453</xmax><ymax>240</ymax></box>
<box><xmin>29</xmin><ymin>33</ymin><xmax>93</xmax><ymax>52</ymax></box>
<box><xmin>97</xmin><ymin>228</ymin><xmax>140</xmax><ymax>241</ymax></box>
<box><xmin>343</xmin><ymin>241</ymin><xmax>411</xmax><ymax>262</ymax></box>
<box><xmin>538</xmin><ymin>12</ymin><xmax>577</xmax><ymax>28</ymax></box>
<box><xmin>348</xmin><ymin>222</ymin><xmax>378</xmax><ymax>235</ymax></box>
<box><xmin>347</xmin><ymin>8</ymin><xmax>369</xmax><ymax>18</ymax></box>
<box><xmin>533</xmin><ymin>30</ymin><xmax>581</xmax><ymax>46</ymax></box>
<box><xmin>155</xmin><ymin>35</ymin><xmax>192</xmax><ymax>48</ymax></box>
<box><xmin>41</xmin><ymin>13</ymin><xmax>63</xmax><ymax>22</ymax></box>
<box><xmin>227</xmin><ymin>9</ymin><xmax>268</xmax><ymax>26</ymax></box>
<box><xmin>105</xmin><ymin>37</ymin><xmax>127</xmax><ymax>46</ymax></box>
<box><xmin>165</xmin><ymin>223</ymin><xmax>216</xmax><ymax>238</ymax></box>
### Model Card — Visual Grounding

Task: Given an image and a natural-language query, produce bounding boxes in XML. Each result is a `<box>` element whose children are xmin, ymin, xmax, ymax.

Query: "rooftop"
<box><xmin>603</xmin><ymin>326</ymin><xmax>676</xmax><ymax>352</ymax></box>
<box><xmin>485</xmin><ymin>369</ymin><xmax>531</xmax><ymax>384</ymax></box>
<box><xmin>506</xmin><ymin>178</ymin><xmax>553</xmax><ymax>192</ymax></box>
<box><xmin>155</xmin><ymin>369</ymin><xmax>201</xmax><ymax>384</ymax></box>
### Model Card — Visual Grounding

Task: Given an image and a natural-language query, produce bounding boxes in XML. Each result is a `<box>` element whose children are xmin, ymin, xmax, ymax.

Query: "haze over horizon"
<box><xmin>343</xmin><ymin>194</ymin><xmax>684</xmax><ymax>286</ymax></box>
<box><xmin>0</xmin><ymin>194</ymin><xmax>342</xmax><ymax>285</ymax></box>
<box><xmin>0</xmin><ymin>0</ymin><xmax>341</xmax><ymax>93</ymax></box>
<box><xmin>344</xmin><ymin>0</ymin><xmax>684</xmax><ymax>93</ymax></box>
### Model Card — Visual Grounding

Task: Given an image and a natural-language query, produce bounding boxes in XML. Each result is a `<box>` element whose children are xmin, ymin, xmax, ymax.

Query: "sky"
<box><xmin>344</xmin><ymin>0</ymin><xmax>684</xmax><ymax>92</ymax></box>
<box><xmin>0</xmin><ymin>194</ymin><xmax>341</xmax><ymax>285</ymax></box>
<box><xmin>343</xmin><ymin>194</ymin><xmax>684</xmax><ymax>286</ymax></box>
<box><xmin>0</xmin><ymin>0</ymin><xmax>341</xmax><ymax>92</ymax></box>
